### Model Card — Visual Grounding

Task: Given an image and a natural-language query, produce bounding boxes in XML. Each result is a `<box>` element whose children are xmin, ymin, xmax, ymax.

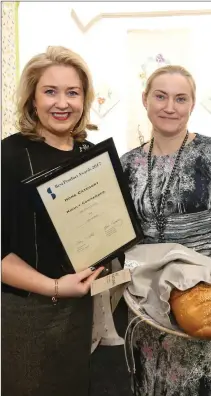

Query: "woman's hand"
<box><xmin>2</xmin><ymin>253</ymin><xmax>104</xmax><ymax>298</ymax></box>
<box><xmin>57</xmin><ymin>266</ymin><xmax>104</xmax><ymax>298</ymax></box>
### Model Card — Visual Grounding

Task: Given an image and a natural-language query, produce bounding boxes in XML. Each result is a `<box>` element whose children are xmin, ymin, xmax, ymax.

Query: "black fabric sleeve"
<box><xmin>2</xmin><ymin>158</ymin><xmax>10</xmax><ymax>259</ymax></box>
<box><xmin>1</xmin><ymin>138</ymin><xmax>21</xmax><ymax>261</ymax></box>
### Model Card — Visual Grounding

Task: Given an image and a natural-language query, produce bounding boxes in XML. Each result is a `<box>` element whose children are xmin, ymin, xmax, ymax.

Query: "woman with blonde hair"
<box><xmin>121</xmin><ymin>65</ymin><xmax>211</xmax><ymax>395</ymax></box>
<box><xmin>2</xmin><ymin>46</ymin><xmax>104</xmax><ymax>396</ymax></box>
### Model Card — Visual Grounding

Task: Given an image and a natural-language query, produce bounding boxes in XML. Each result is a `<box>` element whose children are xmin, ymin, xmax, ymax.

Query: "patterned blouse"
<box><xmin>120</xmin><ymin>133</ymin><xmax>211</xmax><ymax>396</ymax></box>
<box><xmin>121</xmin><ymin>133</ymin><xmax>211</xmax><ymax>257</ymax></box>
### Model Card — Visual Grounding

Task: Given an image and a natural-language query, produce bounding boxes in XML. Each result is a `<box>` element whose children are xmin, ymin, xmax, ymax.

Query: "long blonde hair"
<box><xmin>17</xmin><ymin>46</ymin><xmax>96</xmax><ymax>141</ymax></box>
<box><xmin>144</xmin><ymin>65</ymin><xmax>196</xmax><ymax>103</ymax></box>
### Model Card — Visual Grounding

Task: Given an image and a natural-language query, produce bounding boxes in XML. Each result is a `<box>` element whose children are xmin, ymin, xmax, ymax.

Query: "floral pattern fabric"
<box><xmin>2</xmin><ymin>2</ymin><xmax>19</xmax><ymax>139</ymax></box>
<box><xmin>121</xmin><ymin>133</ymin><xmax>211</xmax><ymax>395</ymax></box>
<box><xmin>128</xmin><ymin>310</ymin><xmax>211</xmax><ymax>396</ymax></box>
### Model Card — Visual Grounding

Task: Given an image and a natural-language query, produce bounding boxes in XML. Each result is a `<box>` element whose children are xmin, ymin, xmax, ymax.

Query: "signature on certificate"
<box><xmin>104</xmin><ymin>218</ymin><xmax>123</xmax><ymax>233</ymax></box>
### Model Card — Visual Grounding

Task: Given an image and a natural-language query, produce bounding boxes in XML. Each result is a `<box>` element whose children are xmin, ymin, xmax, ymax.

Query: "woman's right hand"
<box><xmin>57</xmin><ymin>266</ymin><xmax>104</xmax><ymax>298</ymax></box>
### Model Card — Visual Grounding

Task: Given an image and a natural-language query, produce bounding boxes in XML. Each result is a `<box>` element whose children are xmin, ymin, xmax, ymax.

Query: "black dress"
<box><xmin>2</xmin><ymin>133</ymin><xmax>95</xmax><ymax>396</ymax></box>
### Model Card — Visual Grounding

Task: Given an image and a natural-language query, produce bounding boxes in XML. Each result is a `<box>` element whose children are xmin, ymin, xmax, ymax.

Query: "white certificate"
<box><xmin>37</xmin><ymin>151</ymin><xmax>137</xmax><ymax>272</ymax></box>
<box><xmin>24</xmin><ymin>138</ymin><xmax>143</xmax><ymax>272</ymax></box>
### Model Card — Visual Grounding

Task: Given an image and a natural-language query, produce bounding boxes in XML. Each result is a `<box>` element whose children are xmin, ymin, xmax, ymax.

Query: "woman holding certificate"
<box><xmin>121</xmin><ymin>66</ymin><xmax>211</xmax><ymax>395</ymax></box>
<box><xmin>1</xmin><ymin>46</ymin><xmax>104</xmax><ymax>396</ymax></box>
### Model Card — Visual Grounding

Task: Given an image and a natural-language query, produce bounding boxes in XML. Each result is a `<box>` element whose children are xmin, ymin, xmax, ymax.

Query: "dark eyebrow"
<box><xmin>154</xmin><ymin>90</ymin><xmax>188</xmax><ymax>96</ymax></box>
<box><xmin>154</xmin><ymin>90</ymin><xmax>167</xmax><ymax>95</ymax></box>
<box><xmin>42</xmin><ymin>85</ymin><xmax>81</xmax><ymax>90</ymax></box>
<box><xmin>176</xmin><ymin>93</ymin><xmax>189</xmax><ymax>96</ymax></box>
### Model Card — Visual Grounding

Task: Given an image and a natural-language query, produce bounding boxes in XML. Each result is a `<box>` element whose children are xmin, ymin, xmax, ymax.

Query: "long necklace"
<box><xmin>147</xmin><ymin>131</ymin><xmax>189</xmax><ymax>242</ymax></box>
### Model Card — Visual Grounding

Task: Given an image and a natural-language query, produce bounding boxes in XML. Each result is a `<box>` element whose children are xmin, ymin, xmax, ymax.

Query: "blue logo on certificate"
<box><xmin>47</xmin><ymin>187</ymin><xmax>56</xmax><ymax>200</ymax></box>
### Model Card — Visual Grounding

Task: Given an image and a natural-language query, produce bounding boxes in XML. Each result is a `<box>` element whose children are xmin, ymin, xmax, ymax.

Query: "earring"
<box><xmin>34</xmin><ymin>107</ymin><xmax>38</xmax><ymax>116</ymax></box>
<box><xmin>137</xmin><ymin>124</ymin><xmax>144</xmax><ymax>145</ymax></box>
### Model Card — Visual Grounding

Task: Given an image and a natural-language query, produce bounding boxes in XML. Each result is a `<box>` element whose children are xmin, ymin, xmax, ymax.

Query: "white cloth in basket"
<box><xmin>125</xmin><ymin>243</ymin><xmax>211</xmax><ymax>330</ymax></box>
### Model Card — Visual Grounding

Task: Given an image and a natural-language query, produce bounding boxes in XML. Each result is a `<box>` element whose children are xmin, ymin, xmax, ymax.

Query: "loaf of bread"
<box><xmin>169</xmin><ymin>282</ymin><xmax>211</xmax><ymax>339</ymax></box>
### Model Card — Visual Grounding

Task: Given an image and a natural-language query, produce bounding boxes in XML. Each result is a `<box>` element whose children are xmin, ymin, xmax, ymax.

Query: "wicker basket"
<box><xmin>124</xmin><ymin>288</ymin><xmax>193</xmax><ymax>339</ymax></box>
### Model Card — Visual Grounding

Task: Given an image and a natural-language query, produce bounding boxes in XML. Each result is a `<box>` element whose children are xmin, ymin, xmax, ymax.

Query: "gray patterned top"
<box><xmin>121</xmin><ymin>133</ymin><xmax>211</xmax><ymax>257</ymax></box>
<box><xmin>121</xmin><ymin>134</ymin><xmax>211</xmax><ymax>396</ymax></box>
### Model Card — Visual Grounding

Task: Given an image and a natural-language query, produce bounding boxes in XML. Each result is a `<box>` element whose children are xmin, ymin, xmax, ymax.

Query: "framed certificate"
<box><xmin>23</xmin><ymin>138</ymin><xmax>143</xmax><ymax>272</ymax></box>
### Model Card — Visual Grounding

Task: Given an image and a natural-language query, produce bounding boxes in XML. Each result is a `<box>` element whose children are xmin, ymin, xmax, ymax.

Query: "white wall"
<box><xmin>19</xmin><ymin>2</ymin><xmax>211</xmax><ymax>155</ymax></box>
<box><xmin>18</xmin><ymin>2</ymin><xmax>84</xmax><ymax>71</ymax></box>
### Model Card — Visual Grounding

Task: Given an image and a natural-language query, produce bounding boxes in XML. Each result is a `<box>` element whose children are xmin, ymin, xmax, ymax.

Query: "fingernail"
<box><xmin>90</xmin><ymin>266</ymin><xmax>96</xmax><ymax>272</ymax></box>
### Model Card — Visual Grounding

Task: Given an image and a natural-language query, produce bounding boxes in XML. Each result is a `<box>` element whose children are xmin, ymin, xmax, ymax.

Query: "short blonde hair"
<box><xmin>17</xmin><ymin>46</ymin><xmax>96</xmax><ymax>141</ymax></box>
<box><xmin>144</xmin><ymin>65</ymin><xmax>196</xmax><ymax>103</ymax></box>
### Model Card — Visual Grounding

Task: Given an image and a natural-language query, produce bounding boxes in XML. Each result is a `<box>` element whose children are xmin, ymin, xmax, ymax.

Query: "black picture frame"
<box><xmin>22</xmin><ymin>138</ymin><xmax>143</xmax><ymax>272</ymax></box>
